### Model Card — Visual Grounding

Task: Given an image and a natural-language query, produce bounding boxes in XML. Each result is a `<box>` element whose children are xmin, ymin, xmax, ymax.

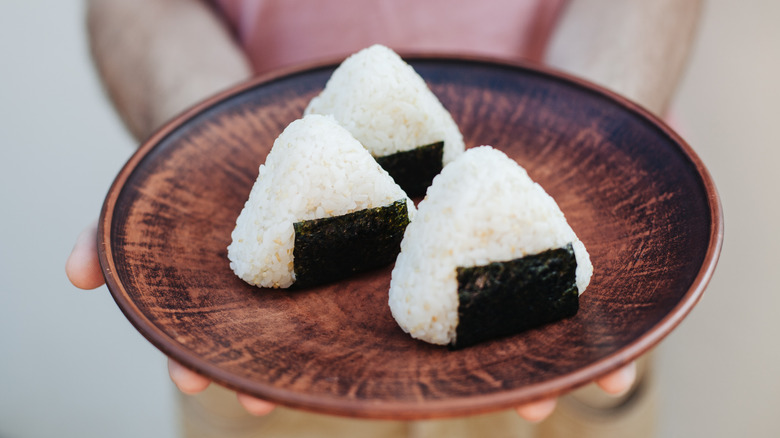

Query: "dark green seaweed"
<box><xmin>453</xmin><ymin>244</ymin><xmax>579</xmax><ymax>349</ymax></box>
<box><xmin>292</xmin><ymin>199</ymin><xmax>410</xmax><ymax>288</ymax></box>
<box><xmin>375</xmin><ymin>141</ymin><xmax>444</xmax><ymax>197</ymax></box>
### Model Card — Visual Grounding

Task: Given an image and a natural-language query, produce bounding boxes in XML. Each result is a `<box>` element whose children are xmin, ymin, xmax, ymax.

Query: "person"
<box><xmin>67</xmin><ymin>0</ymin><xmax>702</xmax><ymax>436</ymax></box>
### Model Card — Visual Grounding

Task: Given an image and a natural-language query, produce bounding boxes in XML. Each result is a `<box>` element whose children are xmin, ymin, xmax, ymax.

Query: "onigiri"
<box><xmin>228</xmin><ymin>114</ymin><xmax>415</xmax><ymax>289</ymax></box>
<box><xmin>304</xmin><ymin>44</ymin><xmax>465</xmax><ymax>196</ymax></box>
<box><xmin>388</xmin><ymin>146</ymin><xmax>592</xmax><ymax>348</ymax></box>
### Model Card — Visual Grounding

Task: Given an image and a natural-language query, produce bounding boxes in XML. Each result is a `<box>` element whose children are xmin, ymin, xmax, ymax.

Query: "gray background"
<box><xmin>1</xmin><ymin>1</ymin><xmax>777</xmax><ymax>437</ymax></box>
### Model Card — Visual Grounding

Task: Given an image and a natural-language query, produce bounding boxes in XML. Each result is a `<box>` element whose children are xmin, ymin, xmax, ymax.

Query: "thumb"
<box><xmin>65</xmin><ymin>220</ymin><xmax>106</xmax><ymax>289</ymax></box>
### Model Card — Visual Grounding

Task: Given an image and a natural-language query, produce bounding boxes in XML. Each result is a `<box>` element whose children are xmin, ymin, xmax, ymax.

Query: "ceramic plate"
<box><xmin>99</xmin><ymin>56</ymin><xmax>723</xmax><ymax>420</ymax></box>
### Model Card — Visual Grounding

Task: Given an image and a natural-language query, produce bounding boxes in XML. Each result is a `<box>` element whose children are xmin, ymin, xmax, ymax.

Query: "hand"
<box><xmin>65</xmin><ymin>220</ymin><xmax>107</xmax><ymax>290</ymax></box>
<box><xmin>66</xmin><ymin>221</ymin><xmax>636</xmax><ymax>420</ymax></box>
<box><xmin>65</xmin><ymin>220</ymin><xmax>278</xmax><ymax>416</ymax></box>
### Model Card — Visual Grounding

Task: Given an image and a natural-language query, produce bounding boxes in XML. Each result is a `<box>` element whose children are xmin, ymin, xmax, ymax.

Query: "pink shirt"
<box><xmin>212</xmin><ymin>0</ymin><xmax>568</xmax><ymax>74</ymax></box>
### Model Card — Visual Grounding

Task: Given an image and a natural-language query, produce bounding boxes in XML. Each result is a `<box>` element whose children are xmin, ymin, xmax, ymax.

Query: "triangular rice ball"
<box><xmin>305</xmin><ymin>44</ymin><xmax>465</xmax><ymax>196</ymax></box>
<box><xmin>389</xmin><ymin>146</ymin><xmax>592</xmax><ymax>348</ymax></box>
<box><xmin>229</xmin><ymin>114</ymin><xmax>415</xmax><ymax>288</ymax></box>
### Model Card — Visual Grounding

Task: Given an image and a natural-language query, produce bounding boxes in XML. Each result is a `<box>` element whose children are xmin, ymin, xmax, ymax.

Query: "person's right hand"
<box><xmin>65</xmin><ymin>221</ymin><xmax>277</xmax><ymax>416</ymax></box>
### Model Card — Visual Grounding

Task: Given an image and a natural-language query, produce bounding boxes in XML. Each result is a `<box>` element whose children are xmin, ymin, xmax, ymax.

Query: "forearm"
<box><xmin>86</xmin><ymin>0</ymin><xmax>252</xmax><ymax>141</ymax></box>
<box><xmin>544</xmin><ymin>0</ymin><xmax>703</xmax><ymax>116</ymax></box>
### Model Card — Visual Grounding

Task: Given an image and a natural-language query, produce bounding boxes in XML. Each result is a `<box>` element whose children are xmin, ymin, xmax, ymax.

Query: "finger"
<box><xmin>168</xmin><ymin>359</ymin><xmax>211</xmax><ymax>394</ymax></box>
<box><xmin>65</xmin><ymin>220</ymin><xmax>105</xmax><ymax>290</ymax></box>
<box><xmin>596</xmin><ymin>362</ymin><xmax>637</xmax><ymax>396</ymax></box>
<box><xmin>236</xmin><ymin>392</ymin><xmax>276</xmax><ymax>416</ymax></box>
<box><xmin>515</xmin><ymin>398</ymin><xmax>557</xmax><ymax>423</ymax></box>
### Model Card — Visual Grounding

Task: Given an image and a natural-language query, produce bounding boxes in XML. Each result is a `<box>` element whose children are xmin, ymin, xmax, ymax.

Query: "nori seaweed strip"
<box><xmin>293</xmin><ymin>199</ymin><xmax>410</xmax><ymax>288</ymax></box>
<box><xmin>452</xmin><ymin>244</ymin><xmax>579</xmax><ymax>349</ymax></box>
<box><xmin>375</xmin><ymin>141</ymin><xmax>444</xmax><ymax>197</ymax></box>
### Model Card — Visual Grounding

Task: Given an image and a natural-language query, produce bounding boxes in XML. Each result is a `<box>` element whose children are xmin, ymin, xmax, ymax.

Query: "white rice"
<box><xmin>304</xmin><ymin>44</ymin><xmax>464</xmax><ymax>164</ymax></box>
<box><xmin>228</xmin><ymin>114</ymin><xmax>415</xmax><ymax>288</ymax></box>
<box><xmin>388</xmin><ymin>146</ymin><xmax>592</xmax><ymax>345</ymax></box>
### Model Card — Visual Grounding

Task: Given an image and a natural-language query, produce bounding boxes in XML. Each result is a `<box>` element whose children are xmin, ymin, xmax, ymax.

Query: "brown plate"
<box><xmin>99</xmin><ymin>56</ymin><xmax>723</xmax><ymax>420</ymax></box>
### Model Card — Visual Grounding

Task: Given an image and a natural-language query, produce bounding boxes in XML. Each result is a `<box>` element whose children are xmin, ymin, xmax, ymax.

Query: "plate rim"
<box><xmin>98</xmin><ymin>53</ymin><xmax>724</xmax><ymax>419</ymax></box>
